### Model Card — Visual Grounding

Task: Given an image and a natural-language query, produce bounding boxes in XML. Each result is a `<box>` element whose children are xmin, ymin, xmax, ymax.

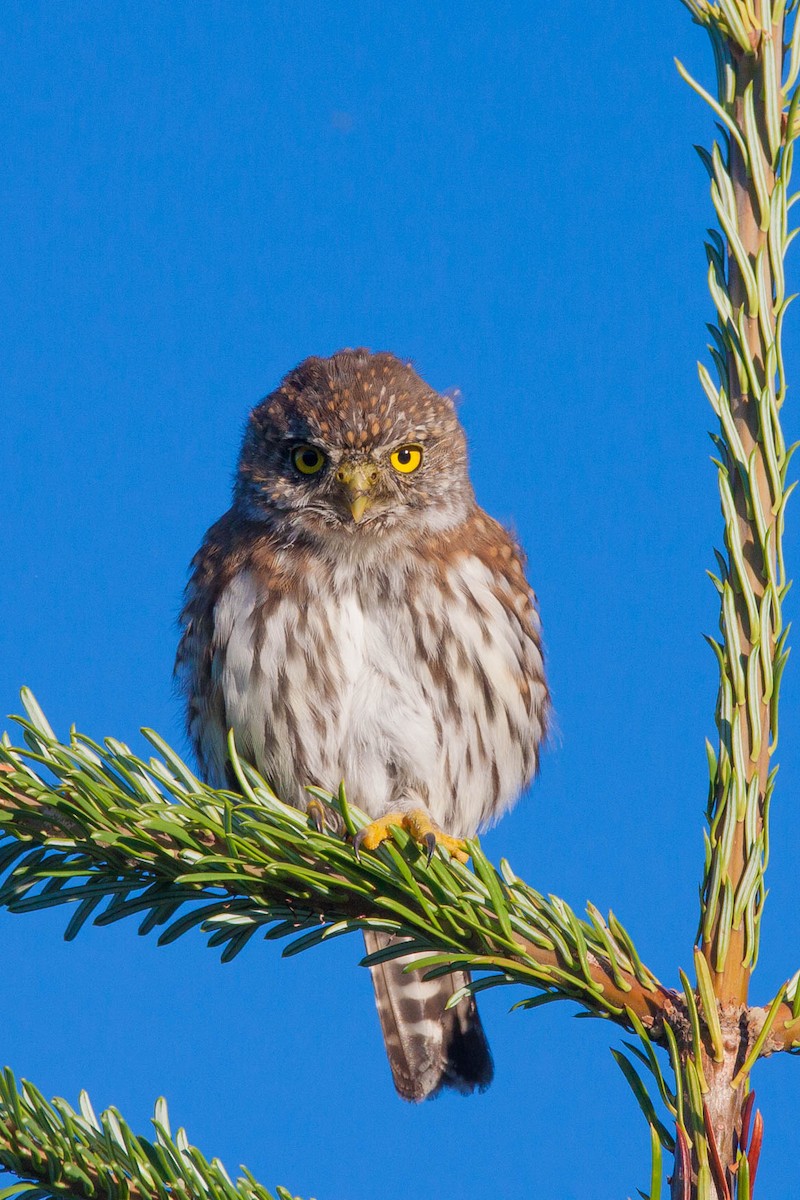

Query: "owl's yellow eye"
<box><xmin>292</xmin><ymin>445</ymin><xmax>326</xmax><ymax>475</ymax></box>
<box><xmin>390</xmin><ymin>444</ymin><xmax>423</xmax><ymax>474</ymax></box>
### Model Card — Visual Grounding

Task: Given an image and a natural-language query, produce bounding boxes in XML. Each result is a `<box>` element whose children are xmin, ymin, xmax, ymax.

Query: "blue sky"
<box><xmin>2</xmin><ymin>2</ymin><xmax>800</xmax><ymax>1197</ymax></box>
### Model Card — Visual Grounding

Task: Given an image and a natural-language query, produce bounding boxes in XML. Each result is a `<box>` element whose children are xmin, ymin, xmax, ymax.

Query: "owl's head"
<box><xmin>235</xmin><ymin>349</ymin><xmax>474</xmax><ymax>542</ymax></box>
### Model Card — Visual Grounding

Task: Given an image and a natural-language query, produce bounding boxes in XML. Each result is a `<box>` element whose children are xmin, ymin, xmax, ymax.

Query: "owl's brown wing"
<box><xmin>418</xmin><ymin>508</ymin><xmax>549</xmax><ymax>833</ymax></box>
<box><xmin>175</xmin><ymin>509</ymin><xmax>261</xmax><ymax>789</ymax></box>
<box><xmin>363</xmin><ymin>930</ymin><xmax>493</xmax><ymax>1101</ymax></box>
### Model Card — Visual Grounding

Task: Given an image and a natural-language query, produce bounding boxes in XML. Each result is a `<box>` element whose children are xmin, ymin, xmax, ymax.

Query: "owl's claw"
<box><xmin>307</xmin><ymin>798</ymin><xmax>344</xmax><ymax>836</ymax></box>
<box><xmin>352</xmin><ymin>808</ymin><xmax>470</xmax><ymax>865</ymax></box>
<box><xmin>352</xmin><ymin>826</ymin><xmax>369</xmax><ymax>860</ymax></box>
<box><xmin>308</xmin><ymin>801</ymin><xmax>326</xmax><ymax>833</ymax></box>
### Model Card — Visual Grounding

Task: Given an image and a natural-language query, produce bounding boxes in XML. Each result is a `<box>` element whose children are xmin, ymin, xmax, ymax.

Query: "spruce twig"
<box><xmin>0</xmin><ymin>1068</ymin><xmax>305</xmax><ymax>1200</ymax></box>
<box><xmin>672</xmin><ymin>0</ymin><xmax>798</xmax><ymax>1194</ymax></box>
<box><xmin>0</xmin><ymin>695</ymin><xmax>669</xmax><ymax>1032</ymax></box>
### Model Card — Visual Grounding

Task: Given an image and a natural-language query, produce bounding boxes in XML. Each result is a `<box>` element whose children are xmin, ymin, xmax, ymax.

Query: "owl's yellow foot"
<box><xmin>353</xmin><ymin>808</ymin><xmax>470</xmax><ymax>864</ymax></box>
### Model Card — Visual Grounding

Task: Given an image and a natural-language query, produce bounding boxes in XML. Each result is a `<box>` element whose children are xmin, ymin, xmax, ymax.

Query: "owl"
<box><xmin>176</xmin><ymin>348</ymin><xmax>549</xmax><ymax>1101</ymax></box>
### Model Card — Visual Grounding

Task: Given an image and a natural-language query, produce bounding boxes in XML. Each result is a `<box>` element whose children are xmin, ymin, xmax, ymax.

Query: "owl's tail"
<box><xmin>363</xmin><ymin>930</ymin><xmax>494</xmax><ymax>1102</ymax></box>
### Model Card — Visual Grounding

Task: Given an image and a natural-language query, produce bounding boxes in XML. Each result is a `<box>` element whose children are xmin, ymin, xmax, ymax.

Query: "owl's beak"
<box><xmin>336</xmin><ymin>462</ymin><xmax>379</xmax><ymax>523</ymax></box>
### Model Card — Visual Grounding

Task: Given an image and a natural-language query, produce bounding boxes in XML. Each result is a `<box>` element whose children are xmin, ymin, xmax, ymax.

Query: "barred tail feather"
<box><xmin>363</xmin><ymin>931</ymin><xmax>494</xmax><ymax>1102</ymax></box>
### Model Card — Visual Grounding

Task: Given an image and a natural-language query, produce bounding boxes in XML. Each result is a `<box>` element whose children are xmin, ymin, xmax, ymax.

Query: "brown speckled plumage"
<box><xmin>176</xmin><ymin>348</ymin><xmax>549</xmax><ymax>1101</ymax></box>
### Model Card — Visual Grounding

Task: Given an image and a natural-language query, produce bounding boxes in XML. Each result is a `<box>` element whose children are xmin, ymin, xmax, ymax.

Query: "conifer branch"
<box><xmin>667</xmin><ymin>0</ymin><xmax>798</xmax><ymax>1195</ymax></box>
<box><xmin>0</xmin><ymin>1067</ymin><xmax>305</xmax><ymax>1200</ymax></box>
<box><xmin>0</xmin><ymin>692</ymin><xmax>670</xmax><ymax>1033</ymax></box>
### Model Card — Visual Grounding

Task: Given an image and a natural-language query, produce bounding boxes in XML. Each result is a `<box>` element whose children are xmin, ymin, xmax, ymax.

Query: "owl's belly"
<box><xmin>214</xmin><ymin>569</ymin><xmax>439</xmax><ymax>811</ymax></box>
<box><xmin>212</xmin><ymin>564</ymin><xmax>537</xmax><ymax>836</ymax></box>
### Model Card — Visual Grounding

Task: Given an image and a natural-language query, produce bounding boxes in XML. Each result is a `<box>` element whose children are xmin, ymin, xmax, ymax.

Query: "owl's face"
<box><xmin>235</xmin><ymin>349</ymin><xmax>474</xmax><ymax>542</ymax></box>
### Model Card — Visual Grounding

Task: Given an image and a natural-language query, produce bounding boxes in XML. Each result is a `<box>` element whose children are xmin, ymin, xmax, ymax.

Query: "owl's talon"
<box><xmin>307</xmin><ymin>800</ymin><xmax>325</xmax><ymax>833</ymax></box>
<box><xmin>307</xmin><ymin>798</ymin><xmax>344</xmax><ymax>836</ymax></box>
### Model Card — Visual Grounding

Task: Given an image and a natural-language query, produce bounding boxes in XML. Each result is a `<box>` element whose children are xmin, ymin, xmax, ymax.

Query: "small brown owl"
<box><xmin>176</xmin><ymin>349</ymin><xmax>549</xmax><ymax>1101</ymax></box>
